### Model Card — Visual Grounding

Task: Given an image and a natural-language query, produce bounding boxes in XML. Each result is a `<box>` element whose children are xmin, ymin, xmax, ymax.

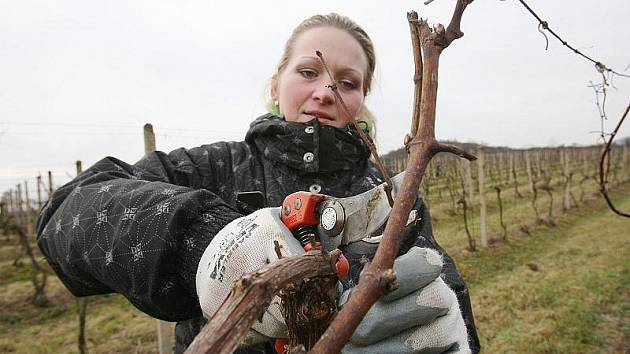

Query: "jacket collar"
<box><xmin>245</xmin><ymin>114</ymin><xmax>371</xmax><ymax>174</ymax></box>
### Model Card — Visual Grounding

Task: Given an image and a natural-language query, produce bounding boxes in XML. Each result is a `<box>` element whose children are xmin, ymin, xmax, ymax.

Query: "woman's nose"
<box><xmin>311</xmin><ymin>83</ymin><xmax>335</xmax><ymax>105</ymax></box>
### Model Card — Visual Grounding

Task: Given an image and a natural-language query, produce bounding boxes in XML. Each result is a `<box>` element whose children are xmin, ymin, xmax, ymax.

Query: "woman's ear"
<box><xmin>270</xmin><ymin>75</ymin><xmax>279</xmax><ymax>101</ymax></box>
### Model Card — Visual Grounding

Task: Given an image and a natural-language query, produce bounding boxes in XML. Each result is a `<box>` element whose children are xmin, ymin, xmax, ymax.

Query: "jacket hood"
<box><xmin>245</xmin><ymin>114</ymin><xmax>371</xmax><ymax>174</ymax></box>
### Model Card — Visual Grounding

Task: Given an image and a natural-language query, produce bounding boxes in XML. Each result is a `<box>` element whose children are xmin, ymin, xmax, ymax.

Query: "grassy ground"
<box><xmin>453</xmin><ymin>187</ymin><xmax>630</xmax><ymax>353</ymax></box>
<box><xmin>0</xmin><ymin>181</ymin><xmax>628</xmax><ymax>353</ymax></box>
<box><xmin>0</xmin><ymin>254</ymin><xmax>157</xmax><ymax>353</ymax></box>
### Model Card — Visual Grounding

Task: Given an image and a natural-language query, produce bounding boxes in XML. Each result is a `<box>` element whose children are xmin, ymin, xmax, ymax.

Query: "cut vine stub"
<box><xmin>279</xmin><ymin>274</ymin><xmax>338</xmax><ymax>353</ymax></box>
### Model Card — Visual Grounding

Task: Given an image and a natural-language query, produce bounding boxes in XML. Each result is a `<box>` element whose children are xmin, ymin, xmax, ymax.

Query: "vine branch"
<box><xmin>599</xmin><ymin>103</ymin><xmax>630</xmax><ymax>218</ymax></box>
<box><xmin>185</xmin><ymin>250</ymin><xmax>341</xmax><ymax>354</ymax></box>
<box><xmin>311</xmin><ymin>2</ymin><xmax>476</xmax><ymax>352</ymax></box>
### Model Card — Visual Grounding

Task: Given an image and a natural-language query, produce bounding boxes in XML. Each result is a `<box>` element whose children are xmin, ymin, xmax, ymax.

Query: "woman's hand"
<box><xmin>195</xmin><ymin>207</ymin><xmax>304</xmax><ymax>340</ymax></box>
<box><xmin>341</xmin><ymin>247</ymin><xmax>471</xmax><ymax>354</ymax></box>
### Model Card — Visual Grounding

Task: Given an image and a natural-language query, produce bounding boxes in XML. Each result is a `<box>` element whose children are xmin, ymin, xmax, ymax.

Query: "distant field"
<box><xmin>1</xmin><ymin>180</ymin><xmax>628</xmax><ymax>353</ymax></box>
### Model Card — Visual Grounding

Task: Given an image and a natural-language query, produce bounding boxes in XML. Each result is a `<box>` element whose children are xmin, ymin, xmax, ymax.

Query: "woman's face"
<box><xmin>272</xmin><ymin>26</ymin><xmax>368</xmax><ymax>129</ymax></box>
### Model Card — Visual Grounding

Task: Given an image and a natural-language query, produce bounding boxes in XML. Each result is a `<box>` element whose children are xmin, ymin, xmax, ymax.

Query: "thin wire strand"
<box><xmin>515</xmin><ymin>0</ymin><xmax>630</xmax><ymax>78</ymax></box>
<box><xmin>0</xmin><ymin>130</ymin><xmax>242</xmax><ymax>140</ymax></box>
<box><xmin>0</xmin><ymin>121</ymin><xmax>244</xmax><ymax>135</ymax></box>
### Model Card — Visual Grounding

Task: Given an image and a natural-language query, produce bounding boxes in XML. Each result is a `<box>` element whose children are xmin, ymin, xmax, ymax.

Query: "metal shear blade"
<box><xmin>337</xmin><ymin>172</ymin><xmax>406</xmax><ymax>245</ymax></box>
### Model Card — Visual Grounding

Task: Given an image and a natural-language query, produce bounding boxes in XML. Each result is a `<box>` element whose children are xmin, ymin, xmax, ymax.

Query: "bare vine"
<box><xmin>599</xmin><ymin>103</ymin><xmax>630</xmax><ymax>218</ymax></box>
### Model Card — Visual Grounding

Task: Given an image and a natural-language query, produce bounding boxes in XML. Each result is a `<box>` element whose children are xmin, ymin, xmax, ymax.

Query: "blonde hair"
<box><xmin>274</xmin><ymin>13</ymin><xmax>376</xmax><ymax>95</ymax></box>
<box><xmin>270</xmin><ymin>13</ymin><xmax>378</xmax><ymax>139</ymax></box>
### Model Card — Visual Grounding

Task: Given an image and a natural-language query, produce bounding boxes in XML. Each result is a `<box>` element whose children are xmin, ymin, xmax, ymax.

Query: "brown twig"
<box><xmin>512</xmin><ymin>155</ymin><xmax>523</xmax><ymax>198</ymax></box>
<box><xmin>599</xmin><ymin>103</ymin><xmax>630</xmax><ymax>218</ymax></box>
<box><xmin>405</xmin><ymin>11</ymin><xmax>423</xmax><ymax>148</ymax></box>
<box><xmin>494</xmin><ymin>186</ymin><xmax>507</xmax><ymax>241</ymax></box>
<box><xmin>315</xmin><ymin>50</ymin><xmax>395</xmax><ymax>207</ymax></box>
<box><xmin>8</xmin><ymin>188</ymin><xmax>49</xmax><ymax>306</ymax></box>
<box><xmin>15</xmin><ymin>225</ymin><xmax>48</xmax><ymax>306</ymax></box>
<box><xmin>457</xmin><ymin>197</ymin><xmax>476</xmax><ymax>252</ymax></box>
<box><xmin>588</xmin><ymin>79</ymin><xmax>610</xmax><ymax>144</ymax></box>
<box><xmin>445</xmin><ymin>0</ymin><xmax>472</xmax><ymax>45</ymax></box>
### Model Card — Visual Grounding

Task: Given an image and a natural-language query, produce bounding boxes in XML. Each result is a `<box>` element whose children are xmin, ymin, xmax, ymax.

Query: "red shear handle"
<box><xmin>280</xmin><ymin>191</ymin><xmax>324</xmax><ymax>231</ymax></box>
<box><xmin>274</xmin><ymin>339</ymin><xmax>288</xmax><ymax>354</ymax></box>
<box><xmin>336</xmin><ymin>254</ymin><xmax>350</xmax><ymax>278</ymax></box>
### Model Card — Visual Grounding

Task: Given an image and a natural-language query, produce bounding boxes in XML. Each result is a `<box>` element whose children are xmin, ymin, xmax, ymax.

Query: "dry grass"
<box><xmin>0</xmin><ymin>262</ymin><xmax>157</xmax><ymax>353</ymax></box>
<box><xmin>451</xmin><ymin>186</ymin><xmax>630</xmax><ymax>353</ymax></box>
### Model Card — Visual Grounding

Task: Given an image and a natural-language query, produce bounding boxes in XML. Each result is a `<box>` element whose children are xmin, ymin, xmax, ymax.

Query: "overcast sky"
<box><xmin>1</xmin><ymin>0</ymin><xmax>629</xmax><ymax>196</ymax></box>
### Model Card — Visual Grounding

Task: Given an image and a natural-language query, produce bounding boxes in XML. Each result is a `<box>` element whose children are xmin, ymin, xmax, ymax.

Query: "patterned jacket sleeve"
<box><xmin>36</xmin><ymin>146</ymin><xmax>243</xmax><ymax>321</ymax></box>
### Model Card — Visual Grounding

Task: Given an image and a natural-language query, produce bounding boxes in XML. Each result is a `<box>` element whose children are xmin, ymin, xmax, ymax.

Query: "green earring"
<box><xmin>267</xmin><ymin>100</ymin><xmax>281</xmax><ymax>116</ymax></box>
<box><xmin>357</xmin><ymin>120</ymin><xmax>370</xmax><ymax>134</ymax></box>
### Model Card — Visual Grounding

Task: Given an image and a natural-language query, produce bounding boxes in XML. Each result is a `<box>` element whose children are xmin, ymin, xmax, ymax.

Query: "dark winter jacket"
<box><xmin>36</xmin><ymin>114</ymin><xmax>480</xmax><ymax>353</ymax></box>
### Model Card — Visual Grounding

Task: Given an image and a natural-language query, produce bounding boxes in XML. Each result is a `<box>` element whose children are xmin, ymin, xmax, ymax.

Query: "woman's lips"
<box><xmin>304</xmin><ymin>112</ymin><xmax>335</xmax><ymax>126</ymax></box>
<box><xmin>307</xmin><ymin>116</ymin><xmax>334</xmax><ymax>126</ymax></box>
<box><xmin>305</xmin><ymin>111</ymin><xmax>332</xmax><ymax>119</ymax></box>
<box><xmin>317</xmin><ymin>117</ymin><xmax>335</xmax><ymax>126</ymax></box>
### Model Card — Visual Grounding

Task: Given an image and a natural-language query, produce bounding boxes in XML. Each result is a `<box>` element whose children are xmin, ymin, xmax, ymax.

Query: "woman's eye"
<box><xmin>299</xmin><ymin>69</ymin><xmax>318</xmax><ymax>79</ymax></box>
<box><xmin>339</xmin><ymin>80</ymin><xmax>357</xmax><ymax>90</ymax></box>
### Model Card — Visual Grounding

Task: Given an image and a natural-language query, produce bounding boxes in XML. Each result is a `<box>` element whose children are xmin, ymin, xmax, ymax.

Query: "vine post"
<box><xmin>465</xmin><ymin>156</ymin><xmax>475</xmax><ymax>205</ymax></box>
<box><xmin>36</xmin><ymin>174</ymin><xmax>42</xmax><ymax>211</ymax></box>
<box><xmin>47</xmin><ymin>171</ymin><xmax>53</xmax><ymax>200</ymax></box>
<box><xmin>24</xmin><ymin>181</ymin><xmax>33</xmax><ymax>238</ymax></box>
<box><xmin>477</xmin><ymin>146</ymin><xmax>488</xmax><ymax>247</ymax></box>
<box><xmin>599</xmin><ymin>103</ymin><xmax>630</xmax><ymax>218</ymax></box>
<box><xmin>76</xmin><ymin>160</ymin><xmax>88</xmax><ymax>354</ymax></box>
<box><xmin>561</xmin><ymin>149</ymin><xmax>572</xmax><ymax>211</ymax></box>
<box><xmin>511</xmin><ymin>151</ymin><xmax>523</xmax><ymax>198</ymax></box>
<box><xmin>143</xmin><ymin>123</ymin><xmax>177</xmax><ymax>354</ymax></box>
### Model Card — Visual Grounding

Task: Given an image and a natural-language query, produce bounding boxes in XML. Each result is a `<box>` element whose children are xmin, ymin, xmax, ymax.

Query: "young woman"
<box><xmin>37</xmin><ymin>13</ymin><xmax>479</xmax><ymax>354</ymax></box>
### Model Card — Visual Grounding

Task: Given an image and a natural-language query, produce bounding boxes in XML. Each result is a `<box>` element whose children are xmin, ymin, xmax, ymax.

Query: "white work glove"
<box><xmin>196</xmin><ymin>207</ymin><xmax>304</xmax><ymax>341</ymax></box>
<box><xmin>341</xmin><ymin>246</ymin><xmax>470</xmax><ymax>354</ymax></box>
